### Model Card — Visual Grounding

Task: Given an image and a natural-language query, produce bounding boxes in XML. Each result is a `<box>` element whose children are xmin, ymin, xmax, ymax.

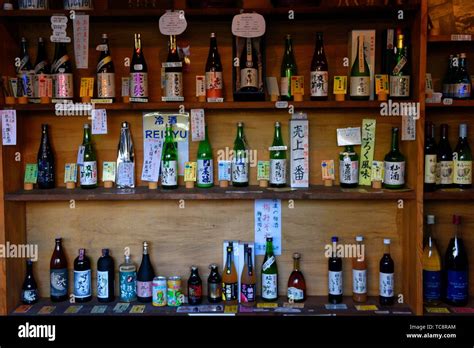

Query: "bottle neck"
<box><xmin>273</xmin><ymin>125</ymin><xmax>281</xmax><ymax>142</ymax></box>
<box><xmin>440</xmin><ymin>125</ymin><xmax>448</xmax><ymax>140</ymax></box>
<box><xmin>265</xmin><ymin>241</ymin><xmax>274</xmax><ymax>255</ymax></box>
<box><xmin>247</xmin><ymin>249</ymin><xmax>253</xmax><ymax>275</ymax></box>
<box><xmin>83</xmin><ymin>127</ymin><xmax>91</xmax><ymax>145</ymax></box>
<box><xmin>285</xmin><ymin>38</ymin><xmax>292</xmax><ymax>54</ymax></box>
<box><xmin>55</xmin><ymin>240</ymin><xmax>61</xmax><ymax>252</ymax></box>
<box><xmin>169</xmin><ymin>35</ymin><xmax>177</xmax><ymax>54</ymax></box>
<box><xmin>142</xmin><ymin>245</ymin><xmax>148</xmax><ymax>255</ymax></box>
<box><xmin>165</xmin><ymin>127</ymin><xmax>174</xmax><ymax>143</ymax></box>
<box><xmin>391</xmin><ymin>129</ymin><xmax>400</xmax><ymax>152</ymax></box>
<box><xmin>135</xmin><ymin>36</ymin><xmax>142</xmax><ymax>55</ymax></box>
<box><xmin>344</xmin><ymin>145</ymin><xmax>355</xmax><ymax>153</ymax></box>
<box><xmin>383</xmin><ymin>244</ymin><xmax>391</xmax><ymax>255</ymax></box>
<box><xmin>237</xmin><ymin>125</ymin><xmax>244</xmax><ymax>140</ymax></box>
<box><xmin>21</xmin><ymin>42</ymin><xmax>28</xmax><ymax>57</ymax></box>
<box><xmin>226</xmin><ymin>249</ymin><xmax>233</xmax><ymax>274</ymax></box>
<box><xmin>26</xmin><ymin>262</ymin><xmax>33</xmax><ymax>275</ymax></box>
<box><xmin>209</xmin><ymin>37</ymin><xmax>217</xmax><ymax>56</ymax></box>
<box><xmin>293</xmin><ymin>257</ymin><xmax>300</xmax><ymax>271</ymax></box>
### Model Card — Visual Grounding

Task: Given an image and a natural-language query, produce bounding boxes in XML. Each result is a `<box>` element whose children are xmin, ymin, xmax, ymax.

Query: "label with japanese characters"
<box><xmin>205</xmin><ymin>71</ymin><xmax>223</xmax><ymax>99</ymax></box>
<box><xmin>339</xmin><ymin>157</ymin><xmax>358</xmax><ymax>184</ymax></box>
<box><xmin>257</xmin><ymin>161</ymin><xmax>270</xmax><ymax>181</ymax></box>
<box><xmin>102</xmin><ymin>162</ymin><xmax>116</xmax><ymax>182</ymax></box>
<box><xmin>290</xmin><ymin>119</ymin><xmax>309</xmax><ymax>188</ymax></box>
<box><xmin>141</xmin><ymin>139</ymin><xmax>163</xmax><ymax>183</ymax></box>
<box><xmin>352</xmin><ymin>269</ymin><xmax>367</xmax><ymax>294</ymax></box>
<box><xmin>80</xmin><ymin>161</ymin><xmax>97</xmax><ymax>186</ymax></box>
<box><xmin>164</xmin><ymin>72</ymin><xmax>183</xmax><ymax>99</ymax></box>
<box><xmin>424</xmin><ymin>154</ymin><xmax>437</xmax><ymax>184</ymax></box>
<box><xmin>241</xmin><ymin>284</ymin><xmax>256</xmax><ymax>303</ymax></box>
<box><xmin>333</xmin><ymin>76</ymin><xmax>347</xmax><ymax>94</ymax></box>
<box><xmin>384</xmin><ymin>161</ymin><xmax>405</xmax><ymax>186</ymax></box>
<box><xmin>261</xmin><ymin>274</ymin><xmax>277</xmax><ymax>299</ymax></box>
<box><xmin>74</xmin><ymin>269</ymin><xmax>91</xmax><ymax>299</ymax></box>
<box><xmin>321</xmin><ymin>160</ymin><xmax>335</xmax><ymax>180</ymax></box>
<box><xmin>390</xmin><ymin>75</ymin><xmax>410</xmax><ymax>97</ymax></box>
<box><xmin>375</xmin><ymin>74</ymin><xmax>389</xmax><ymax>95</ymax></box>
<box><xmin>232</xmin><ymin>157</ymin><xmax>249</xmax><ymax>183</ymax></box>
<box><xmin>24</xmin><ymin>164</ymin><xmax>38</xmax><ymax>184</ymax></box>
<box><xmin>328</xmin><ymin>271</ymin><xmax>343</xmax><ymax>295</ymax></box>
<box><xmin>288</xmin><ymin>287</ymin><xmax>304</xmax><ymax>301</ymax></box>
<box><xmin>254</xmin><ymin>199</ymin><xmax>282</xmax><ymax>256</ymax></box>
<box><xmin>55</xmin><ymin>73</ymin><xmax>74</xmax><ymax>98</ymax></box>
<box><xmin>195</xmin><ymin>75</ymin><xmax>206</xmax><ymax>97</ymax></box>
<box><xmin>218</xmin><ymin>161</ymin><xmax>232</xmax><ymax>181</ymax></box>
<box><xmin>185</xmin><ymin>162</ymin><xmax>197</xmax><ymax>182</ymax></box>
<box><xmin>64</xmin><ymin>163</ymin><xmax>77</xmax><ymax>183</ymax></box>
<box><xmin>270</xmin><ymin>159</ymin><xmax>286</xmax><ymax>185</ymax></box>
<box><xmin>1</xmin><ymin>110</ymin><xmax>17</xmax><ymax>146</ymax></box>
<box><xmin>91</xmin><ymin>109</ymin><xmax>108</xmax><ymax>135</ymax></box>
<box><xmin>350</xmin><ymin>76</ymin><xmax>370</xmax><ymax>97</ymax></box>
<box><xmin>97</xmin><ymin>73</ymin><xmax>115</xmax><ymax>98</ymax></box>
<box><xmin>291</xmin><ymin>76</ymin><xmax>304</xmax><ymax>96</ymax></box>
<box><xmin>379</xmin><ymin>272</ymin><xmax>394</xmax><ymax>297</ymax></box>
<box><xmin>222</xmin><ymin>283</ymin><xmax>238</xmax><ymax>301</ymax></box>
<box><xmin>359</xmin><ymin>119</ymin><xmax>376</xmax><ymax>185</ymax></box>
<box><xmin>79</xmin><ymin>77</ymin><xmax>94</xmax><ymax>97</ymax></box>
<box><xmin>197</xmin><ymin>159</ymin><xmax>212</xmax><ymax>185</ymax></box>
<box><xmin>191</xmin><ymin>109</ymin><xmax>205</xmax><ymax>142</ymax></box>
<box><xmin>310</xmin><ymin>71</ymin><xmax>328</xmax><ymax>97</ymax></box>
<box><xmin>161</xmin><ymin>160</ymin><xmax>178</xmax><ymax>186</ymax></box>
<box><xmin>453</xmin><ymin>160</ymin><xmax>472</xmax><ymax>185</ymax></box>
<box><xmin>130</xmin><ymin>72</ymin><xmax>148</xmax><ymax>98</ymax></box>
<box><xmin>117</xmin><ymin>162</ymin><xmax>135</xmax><ymax>187</ymax></box>
<box><xmin>371</xmin><ymin>161</ymin><xmax>384</xmax><ymax>182</ymax></box>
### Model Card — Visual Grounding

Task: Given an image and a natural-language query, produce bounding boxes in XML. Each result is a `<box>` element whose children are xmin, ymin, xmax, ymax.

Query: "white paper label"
<box><xmin>218</xmin><ymin>160</ymin><xmax>231</xmax><ymax>181</ymax></box>
<box><xmin>117</xmin><ymin>162</ymin><xmax>135</xmax><ymax>187</ymax></box>
<box><xmin>77</xmin><ymin>145</ymin><xmax>85</xmax><ymax>165</ymax></box>
<box><xmin>97</xmin><ymin>271</ymin><xmax>109</xmax><ymax>298</ymax></box>
<box><xmin>254</xmin><ymin>199</ymin><xmax>282</xmax><ymax>256</ymax></box>
<box><xmin>197</xmin><ymin>159</ymin><xmax>213</xmax><ymax>185</ymax></box>
<box><xmin>1</xmin><ymin>110</ymin><xmax>17</xmax><ymax>146</ymax></box>
<box><xmin>440</xmin><ymin>161</ymin><xmax>453</xmax><ymax>185</ymax></box>
<box><xmin>121</xmin><ymin>77</ymin><xmax>130</xmax><ymax>97</ymax></box>
<box><xmin>261</xmin><ymin>274</ymin><xmax>277</xmax><ymax>299</ymax></box>
<box><xmin>328</xmin><ymin>271</ymin><xmax>343</xmax><ymax>295</ymax></box>
<box><xmin>232</xmin><ymin>157</ymin><xmax>249</xmax><ymax>183</ymax></box>
<box><xmin>384</xmin><ymin>161</ymin><xmax>405</xmax><ymax>185</ymax></box>
<box><xmin>401</xmin><ymin>114</ymin><xmax>416</xmax><ymax>141</ymax></box>
<box><xmin>350</xmin><ymin>76</ymin><xmax>370</xmax><ymax>97</ymax></box>
<box><xmin>310</xmin><ymin>71</ymin><xmax>328</xmax><ymax>97</ymax></box>
<box><xmin>80</xmin><ymin>161</ymin><xmax>97</xmax><ymax>186</ymax></box>
<box><xmin>339</xmin><ymin>159</ymin><xmax>359</xmax><ymax>184</ymax></box>
<box><xmin>379</xmin><ymin>272</ymin><xmax>394</xmax><ymax>297</ymax></box>
<box><xmin>165</xmin><ymin>72</ymin><xmax>183</xmax><ymax>98</ymax></box>
<box><xmin>191</xmin><ymin>109</ymin><xmax>205</xmax><ymax>142</ymax></box>
<box><xmin>159</xmin><ymin>11</ymin><xmax>187</xmax><ymax>36</ymax></box>
<box><xmin>91</xmin><ymin>109</ymin><xmax>107</xmax><ymax>135</ymax></box>
<box><xmin>280</xmin><ymin>77</ymin><xmax>289</xmax><ymax>96</ymax></box>
<box><xmin>424</xmin><ymin>154</ymin><xmax>437</xmax><ymax>184</ymax></box>
<box><xmin>74</xmin><ymin>269</ymin><xmax>91</xmax><ymax>298</ymax></box>
<box><xmin>161</xmin><ymin>160</ymin><xmax>178</xmax><ymax>186</ymax></box>
<box><xmin>97</xmin><ymin>72</ymin><xmax>115</xmax><ymax>98</ymax></box>
<box><xmin>270</xmin><ymin>159</ymin><xmax>286</xmax><ymax>184</ymax></box>
<box><xmin>55</xmin><ymin>73</ymin><xmax>74</xmax><ymax>98</ymax></box>
<box><xmin>240</xmin><ymin>68</ymin><xmax>258</xmax><ymax>88</ymax></box>
<box><xmin>141</xmin><ymin>139</ymin><xmax>163</xmax><ymax>182</ymax></box>
<box><xmin>352</xmin><ymin>269</ymin><xmax>367</xmax><ymax>294</ymax></box>
<box><xmin>231</xmin><ymin>13</ymin><xmax>266</xmax><ymax>38</ymax></box>
<box><xmin>337</xmin><ymin>127</ymin><xmax>362</xmax><ymax>146</ymax></box>
<box><xmin>390</xmin><ymin>75</ymin><xmax>410</xmax><ymax>97</ymax></box>
<box><xmin>72</xmin><ymin>14</ymin><xmax>89</xmax><ymax>69</ymax></box>
<box><xmin>288</xmin><ymin>287</ymin><xmax>304</xmax><ymax>301</ymax></box>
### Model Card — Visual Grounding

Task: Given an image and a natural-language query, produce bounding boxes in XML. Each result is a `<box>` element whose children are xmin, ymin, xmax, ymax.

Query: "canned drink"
<box><xmin>152</xmin><ymin>276</ymin><xmax>167</xmax><ymax>307</ymax></box>
<box><xmin>167</xmin><ymin>276</ymin><xmax>183</xmax><ymax>307</ymax></box>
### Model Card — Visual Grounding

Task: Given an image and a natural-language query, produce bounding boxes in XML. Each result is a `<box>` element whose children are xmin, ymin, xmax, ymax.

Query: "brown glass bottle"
<box><xmin>50</xmin><ymin>238</ymin><xmax>68</xmax><ymax>302</ymax></box>
<box><xmin>287</xmin><ymin>253</ymin><xmax>306</xmax><ymax>302</ymax></box>
<box><xmin>207</xmin><ymin>263</ymin><xmax>222</xmax><ymax>303</ymax></box>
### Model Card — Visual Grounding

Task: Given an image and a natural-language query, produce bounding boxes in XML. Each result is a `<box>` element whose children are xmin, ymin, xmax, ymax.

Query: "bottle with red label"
<box><xmin>137</xmin><ymin>241</ymin><xmax>155</xmax><ymax>303</ymax></box>
<box><xmin>240</xmin><ymin>245</ymin><xmax>256</xmax><ymax>306</ymax></box>
<box><xmin>187</xmin><ymin>265</ymin><xmax>202</xmax><ymax>305</ymax></box>
<box><xmin>205</xmin><ymin>33</ymin><xmax>223</xmax><ymax>101</ymax></box>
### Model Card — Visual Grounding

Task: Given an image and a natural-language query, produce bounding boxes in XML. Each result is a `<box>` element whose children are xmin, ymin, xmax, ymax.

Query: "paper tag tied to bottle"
<box><xmin>80</xmin><ymin>78</ymin><xmax>94</xmax><ymax>98</ymax></box>
<box><xmin>159</xmin><ymin>11</ymin><xmax>187</xmax><ymax>36</ymax></box>
<box><xmin>64</xmin><ymin>163</ymin><xmax>77</xmax><ymax>183</ymax></box>
<box><xmin>231</xmin><ymin>13</ymin><xmax>266</xmax><ymax>38</ymax></box>
<box><xmin>337</xmin><ymin>127</ymin><xmax>361</xmax><ymax>146</ymax></box>
<box><xmin>24</xmin><ymin>164</ymin><xmax>38</xmax><ymax>184</ymax></box>
<box><xmin>190</xmin><ymin>109</ymin><xmax>205</xmax><ymax>142</ymax></box>
<box><xmin>262</xmin><ymin>256</ymin><xmax>275</xmax><ymax>271</ymax></box>
<box><xmin>102</xmin><ymin>162</ymin><xmax>116</xmax><ymax>182</ymax></box>
<box><xmin>77</xmin><ymin>146</ymin><xmax>85</xmax><ymax>165</ymax></box>
<box><xmin>91</xmin><ymin>109</ymin><xmax>107</xmax><ymax>135</ymax></box>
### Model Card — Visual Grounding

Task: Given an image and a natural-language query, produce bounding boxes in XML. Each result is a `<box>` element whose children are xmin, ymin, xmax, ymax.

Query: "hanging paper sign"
<box><xmin>141</xmin><ymin>138</ymin><xmax>163</xmax><ymax>182</ymax></box>
<box><xmin>402</xmin><ymin>114</ymin><xmax>416</xmax><ymax>141</ymax></box>
<box><xmin>1</xmin><ymin>110</ymin><xmax>17</xmax><ymax>145</ymax></box>
<box><xmin>50</xmin><ymin>15</ymin><xmax>70</xmax><ymax>43</ymax></box>
<box><xmin>190</xmin><ymin>109</ymin><xmax>205</xmax><ymax>142</ymax></box>
<box><xmin>91</xmin><ymin>109</ymin><xmax>108</xmax><ymax>135</ymax></box>
<box><xmin>73</xmin><ymin>14</ymin><xmax>90</xmax><ymax>69</ymax></box>
<box><xmin>159</xmin><ymin>11</ymin><xmax>187</xmax><ymax>36</ymax></box>
<box><xmin>337</xmin><ymin>127</ymin><xmax>361</xmax><ymax>146</ymax></box>
<box><xmin>231</xmin><ymin>13</ymin><xmax>266</xmax><ymax>38</ymax></box>
<box><xmin>254</xmin><ymin>199</ymin><xmax>282</xmax><ymax>256</ymax></box>
<box><xmin>290</xmin><ymin>117</ymin><xmax>309</xmax><ymax>188</ymax></box>
<box><xmin>358</xmin><ymin>119</ymin><xmax>376</xmax><ymax>186</ymax></box>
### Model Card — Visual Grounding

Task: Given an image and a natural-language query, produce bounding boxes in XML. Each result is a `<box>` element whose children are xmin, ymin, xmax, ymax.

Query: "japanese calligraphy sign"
<box><xmin>141</xmin><ymin>138</ymin><xmax>164</xmax><ymax>182</ymax></box>
<box><xmin>64</xmin><ymin>163</ymin><xmax>77</xmax><ymax>183</ymax></box>
<box><xmin>91</xmin><ymin>109</ymin><xmax>107</xmax><ymax>135</ymax></box>
<box><xmin>190</xmin><ymin>109</ymin><xmax>205</xmax><ymax>142</ymax></box>
<box><xmin>143</xmin><ymin>112</ymin><xmax>189</xmax><ymax>176</ymax></box>
<box><xmin>358</xmin><ymin>119</ymin><xmax>376</xmax><ymax>186</ymax></box>
<box><xmin>289</xmin><ymin>118</ymin><xmax>309</xmax><ymax>188</ymax></box>
<box><xmin>80</xmin><ymin>78</ymin><xmax>94</xmax><ymax>97</ymax></box>
<box><xmin>254</xmin><ymin>199</ymin><xmax>282</xmax><ymax>256</ymax></box>
<box><xmin>1</xmin><ymin>110</ymin><xmax>17</xmax><ymax>145</ymax></box>
<box><xmin>402</xmin><ymin>114</ymin><xmax>416</xmax><ymax>141</ymax></box>
<box><xmin>337</xmin><ymin>127</ymin><xmax>361</xmax><ymax>146</ymax></box>
<box><xmin>73</xmin><ymin>14</ymin><xmax>89</xmax><ymax>69</ymax></box>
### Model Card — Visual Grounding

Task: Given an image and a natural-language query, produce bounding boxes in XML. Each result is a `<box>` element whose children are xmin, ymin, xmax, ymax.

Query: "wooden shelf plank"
<box><xmin>424</xmin><ymin>188</ymin><xmax>474</xmax><ymax>201</ymax></box>
<box><xmin>428</xmin><ymin>34</ymin><xmax>472</xmax><ymax>43</ymax></box>
<box><xmin>10</xmin><ymin>296</ymin><xmax>413</xmax><ymax>316</ymax></box>
<box><xmin>2</xmin><ymin>100</ymin><xmax>411</xmax><ymax>112</ymax></box>
<box><xmin>0</xmin><ymin>5</ymin><xmax>419</xmax><ymax>20</ymax></box>
<box><xmin>426</xmin><ymin>100</ymin><xmax>474</xmax><ymax>108</ymax></box>
<box><xmin>5</xmin><ymin>185</ymin><xmax>415</xmax><ymax>202</ymax></box>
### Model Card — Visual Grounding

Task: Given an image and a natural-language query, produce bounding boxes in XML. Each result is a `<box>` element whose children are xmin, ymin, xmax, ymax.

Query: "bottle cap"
<box><xmin>102</xmin><ymin>33</ymin><xmax>108</xmax><ymax>39</ymax></box>
<box><xmin>210</xmin><ymin>32</ymin><xmax>216</xmax><ymax>38</ymax></box>
<box><xmin>266</xmin><ymin>237</ymin><xmax>273</xmax><ymax>242</ymax></box>
<box><xmin>102</xmin><ymin>248</ymin><xmax>109</xmax><ymax>256</ymax></box>
<box><xmin>355</xmin><ymin>235</ymin><xmax>363</xmax><ymax>242</ymax></box>
<box><xmin>383</xmin><ymin>239</ymin><xmax>391</xmax><ymax>245</ymax></box>
<box><xmin>331</xmin><ymin>236</ymin><xmax>338</xmax><ymax>243</ymax></box>
<box><xmin>237</xmin><ymin>121</ymin><xmax>244</xmax><ymax>127</ymax></box>
<box><xmin>459</xmin><ymin>124</ymin><xmax>467</xmax><ymax>138</ymax></box>
<box><xmin>426</xmin><ymin>215</ymin><xmax>435</xmax><ymax>225</ymax></box>
<box><xmin>122</xmin><ymin>121</ymin><xmax>129</xmax><ymax>128</ymax></box>
<box><xmin>209</xmin><ymin>263</ymin><xmax>217</xmax><ymax>269</ymax></box>
<box><xmin>275</xmin><ymin>121</ymin><xmax>280</xmax><ymax>127</ymax></box>
<box><xmin>293</xmin><ymin>252</ymin><xmax>301</xmax><ymax>259</ymax></box>
<box><xmin>393</xmin><ymin>127</ymin><xmax>399</xmax><ymax>132</ymax></box>
<box><xmin>84</xmin><ymin>123</ymin><xmax>90</xmax><ymax>129</ymax></box>
<box><xmin>38</xmin><ymin>37</ymin><xmax>44</xmax><ymax>43</ymax></box>
<box><xmin>453</xmin><ymin>214</ymin><xmax>461</xmax><ymax>225</ymax></box>
<box><xmin>191</xmin><ymin>265</ymin><xmax>198</xmax><ymax>271</ymax></box>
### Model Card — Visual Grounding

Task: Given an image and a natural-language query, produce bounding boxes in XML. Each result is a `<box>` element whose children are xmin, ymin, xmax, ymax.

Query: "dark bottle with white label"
<box><xmin>97</xmin><ymin>248</ymin><xmax>115</xmax><ymax>303</ymax></box>
<box><xmin>73</xmin><ymin>248</ymin><xmax>92</xmax><ymax>303</ymax></box>
<box><xmin>239</xmin><ymin>38</ymin><xmax>259</xmax><ymax>93</ymax></box>
<box><xmin>390</xmin><ymin>31</ymin><xmax>410</xmax><ymax>99</ymax></box>
<box><xmin>339</xmin><ymin>145</ymin><xmax>359</xmax><ymax>188</ymax></box>
<box><xmin>130</xmin><ymin>33</ymin><xmax>148</xmax><ymax>100</ymax></box>
<box><xmin>17</xmin><ymin>37</ymin><xmax>34</xmax><ymax>98</ymax></box>
<box><xmin>164</xmin><ymin>35</ymin><xmax>183</xmax><ymax>101</ymax></box>
<box><xmin>379</xmin><ymin>239</ymin><xmax>395</xmax><ymax>306</ymax></box>
<box><xmin>37</xmin><ymin>124</ymin><xmax>55</xmax><ymax>189</ymax></box>
<box><xmin>21</xmin><ymin>260</ymin><xmax>39</xmax><ymax>305</ymax></box>
<box><xmin>96</xmin><ymin>33</ymin><xmax>115</xmax><ymax>100</ymax></box>
<box><xmin>328</xmin><ymin>236</ymin><xmax>343</xmax><ymax>304</ymax></box>
<box><xmin>232</xmin><ymin>122</ymin><xmax>249</xmax><ymax>187</ymax></box>
<box><xmin>383</xmin><ymin>127</ymin><xmax>405</xmax><ymax>189</ymax></box>
<box><xmin>80</xmin><ymin>124</ymin><xmax>98</xmax><ymax>189</ymax></box>
<box><xmin>50</xmin><ymin>238</ymin><xmax>68</xmax><ymax>302</ymax></box>
<box><xmin>453</xmin><ymin>123</ymin><xmax>472</xmax><ymax>189</ymax></box>
<box><xmin>34</xmin><ymin>37</ymin><xmax>50</xmax><ymax>99</ymax></box>
<box><xmin>438</xmin><ymin>124</ymin><xmax>454</xmax><ymax>189</ymax></box>
<box><xmin>310</xmin><ymin>32</ymin><xmax>328</xmax><ymax>101</ymax></box>
<box><xmin>51</xmin><ymin>42</ymin><xmax>73</xmax><ymax>100</ymax></box>
<box><xmin>350</xmin><ymin>35</ymin><xmax>370</xmax><ymax>100</ymax></box>
<box><xmin>205</xmin><ymin>33</ymin><xmax>223</xmax><ymax>100</ymax></box>
<box><xmin>261</xmin><ymin>237</ymin><xmax>278</xmax><ymax>302</ymax></box>
<box><xmin>137</xmin><ymin>241</ymin><xmax>155</xmax><ymax>303</ymax></box>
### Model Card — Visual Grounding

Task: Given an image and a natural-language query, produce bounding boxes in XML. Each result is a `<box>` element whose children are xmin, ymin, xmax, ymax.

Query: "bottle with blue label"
<box><xmin>423</xmin><ymin>215</ymin><xmax>442</xmax><ymax>305</ymax></box>
<box><xmin>119</xmin><ymin>253</ymin><xmax>137</xmax><ymax>302</ymax></box>
<box><xmin>445</xmin><ymin>215</ymin><xmax>469</xmax><ymax>306</ymax></box>
<box><xmin>74</xmin><ymin>248</ymin><xmax>92</xmax><ymax>303</ymax></box>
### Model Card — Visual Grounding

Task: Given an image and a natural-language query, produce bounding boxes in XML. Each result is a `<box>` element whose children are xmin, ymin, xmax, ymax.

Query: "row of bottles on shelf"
<box><xmin>5</xmin><ymin>27</ymin><xmax>411</xmax><ymax>103</ymax></box>
<box><xmin>33</xmin><ymin>120</ymin><xmax>406</xmax><ymax>190</ymax></box>
<box><xmin>23</xmin><ymin>236</ymin><xmax>397</xmax><ymax>307</ymax></box>
<box><xmin>423</xmin><ymin>215</ymin><xmax>469</xmax><ymax>307</ymax></box>
<box><xmin>424</xmin><ymin>123</ymin><xmax>472</xmax><ymax>192</ymax></box>
<box><xmin>442</xmin><ymin>53</ymin><xmax>472</xmax><ymax>99</ymax></box>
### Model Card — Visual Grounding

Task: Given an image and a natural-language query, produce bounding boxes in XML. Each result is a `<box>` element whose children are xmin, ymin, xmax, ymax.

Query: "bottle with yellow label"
<box><xmin>453</xmin><ymin>123</ymin><xmax>472</xmax><ymax>189</ymax></box>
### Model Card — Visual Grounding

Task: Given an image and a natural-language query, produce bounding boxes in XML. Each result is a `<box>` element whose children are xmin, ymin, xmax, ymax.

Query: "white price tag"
<box><xmin>231</xmin><ymin>13</ymin><xmax>266</xmax><ymax>38</ymax></box>
<box><xmin>402</xmin><ymin>115</ymin><xmax>416</xmax><ymax>141</ymax></box>
<box><xmin>77</xmin><ymin>145</ymin><xmax>85</xmax><ymax>165</ymax></box>
<box><xmin>442</xmin><ymin>98</ymin><xmax>453</xmax><ymax>105</ymax></box>
<box><xmin>73</xmin><ymin>14</ymin><xmax>90</xmax><ymax>69</ymax></box>
<box><xmin>50</xmin><ymin>15</ymin><xmax>71</xmax><ymax>43</ymax></box>
<box><xmin>159</xmin><ymin>11</ymin><xmax>187</xmax><ymax>36</ymax></box>
<box><xmin>1</xmin><ymin>110</ymin><xmax>17</xmax><ymax>146</ymax></box>
<box><xmin>141</xmin><ymin>139</ymin><xmax>163</xmax><ymax>182</ymax></box>
<box><xmin>51</xmin><ymin>16</ymin><xmax>68</xmax><ymax>24</ymax></box>
<box><xmin>191</xmin><ymin>109</ymin><xmax>205</xmax><ymax>142</ymax></box>
<box><xmin>337</xmin><ymin>127</ymin><xmax>361</xmax><ymax>146</ymax></box>
<box><xmin>91</xmin><ymin>109</ymin><xmax>108</xmax><ymax>135</ymax></box>
<box><xmin>451</xmin><ymin>34</ymin><xmax>472</xmax><ymax>41</ymax></box>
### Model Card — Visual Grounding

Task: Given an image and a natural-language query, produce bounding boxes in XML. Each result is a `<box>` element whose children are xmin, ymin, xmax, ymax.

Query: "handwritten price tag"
<box><xmin>159</xmin><ymin>11</ymin><xmax>187</xmax><ymax>36</ymax></box>
<box><xmin>91</xmin><ymin>109</ymin><xmax>108</xmax><ymax>135</ymax></box>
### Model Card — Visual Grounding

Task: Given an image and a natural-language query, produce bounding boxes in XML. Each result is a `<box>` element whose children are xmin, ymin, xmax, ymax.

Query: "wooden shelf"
<box><xmin>424</xmin><ymin>188</ymin><xmax>474</xmax><ymax>201</ymax></box>
<box><xmin>428</xmin><ymin>34</ymin><xmax>472</xmax><ymax>43</ymax></box>
<box><xmin>4</xmin><ymin>185</ymin><xmax>415</xmax><ymax>202</ymax></box>
<box><xmin>2</xmin><ymin>100</ymin><xmax>397</xmax><ymax>112</ymax></box>
<box><xmin>426</xmin><ymin>100</ymin><xmax>474</xmax><ymax>108</ymax></box>
<box><xmin>0</xmin><ymin>5</ymin><xmax>419</xmax><ymax>20</ymax></box>
<box><xmin>11</xmin><ymin>296</ymin><xmax>413</xmax><ymax>316</ymax></box>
